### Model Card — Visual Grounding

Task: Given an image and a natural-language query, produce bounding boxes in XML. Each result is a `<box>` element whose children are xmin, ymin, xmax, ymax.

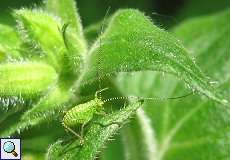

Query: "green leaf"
<box><xmin>0</xmin><ymin>6</ymin><xmax>87</xmax><ymax>137</ymax></box>
<box><xmin>79</xmin><ymin>9</ymin><xmax>228</xmax><ymax>106</ymax></box>
<box><xmin>0</xmin><ymin>62</ymin><xmax>57</xmax><ymax>97</ymax></box>
<box><xmin>14</xmin><ymin>9</ymin><xmax>80</xmax><ymax>76</ymax></box>
<box><xmin>1</xmin><ymin>3</ymin><xmax>229</xmax><ymax>160</ymax></box>
<box><xmin>112</xmin><ymin>8</ymin><xmax>230</xmax><ymax>160</ymax></box>
<box><xmin>15</xmin><ymin>9</ymin><xmax>64</xmax><ymax>70</ymax></box>
<box><xmin>0</xmin><ymin>24</ymin><xmax>21</xmax><ymax>61</ymax></box>
<box><xmin>45</xmin><ymin>0</ymin><xmax>84</xmax><ymax>39</ymax></box>
<box><xmin>46</xmin><ymin>101</ymin><xmax>142</xmax><ymax>160</ymax></box>
<box><xmin>45</xmin><ymin>0</ymin><xmax>87</xmax><ymax>72</ymax></box>
<box><xmin>0</xmin><ymin>85</ymin><xmax>71</xmax><ymax>137</ymax></box>
<box><xmin>173</xmin><ymin>9</ymin><xmax>230</xmax><ymax>80</ymax></box>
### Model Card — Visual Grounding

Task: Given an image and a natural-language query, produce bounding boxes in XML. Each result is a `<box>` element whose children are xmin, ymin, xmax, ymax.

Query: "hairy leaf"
<box><xmin>112</xmin><ymin>8</ymin><xmax>230</xmax><ymax>160</ymax></box>
<box><xmin>0</xmin><ymin>62</ymin><xmax>57</xmax><ymax>97</ymax></box>
<box><xmin>45</xmin><ymin>0</ymin><xmax>87</xmax><ymax>72</ymax></box>
<box><xmin>79</xmin><ymin>9</ymin><xmax>228</xmax><ymax>106</ymax></box>
<box><xmin>0</xmin><ymin>24</ymin><xmax>21</xmax><ymax>61</ymax></box>
<box><xmin>14</xmin><ymin>9</ymin><xmax>79</xmax><ymax>76</ymax></box>
<box><xmin>1</xmin><ymin>3</ymin><xmax>230</xmax><ymax>160</ymax></box>
<box><xmin>46</xmin><ymin>101</ymin><xmax>142</xmax><ymax>160</ymax></box>
<box><xmin>0</xmin><ymin>85</ymin><xmax>71</xmax><ymax>137</ymax></box>
<box><xmin>0</xmin><ymin>6</ymin><xmax>87</xmax><ymax>137</ymax></box>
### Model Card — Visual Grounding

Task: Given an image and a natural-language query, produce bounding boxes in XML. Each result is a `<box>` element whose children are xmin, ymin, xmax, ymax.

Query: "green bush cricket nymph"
<box><xmin>61</xmin><ymin>88</ymin><xmax>108</xmax><ymax>144</ymax></box>
<box><xmin>61</xmin><ymin>87</ymin><xmax>192</xmax><ymax>145</ymax></box>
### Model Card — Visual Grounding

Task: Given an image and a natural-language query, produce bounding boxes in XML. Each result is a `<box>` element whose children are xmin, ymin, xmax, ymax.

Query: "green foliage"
<box><xmin>47</xmin><ymin>101</ymin><xmax>142</xmax><ymax>160</ymax></box>
<box><xmin>112</xmin><ymin>8</ymin><xmax>230</xmax><ymax>160</ymax></box>
<box><xmin>45</xmin><ymin>0</ymin><xmax>87</xmax><ymax>73</ymax></box>
<box><xmin>15</xmin><ymin>9</ymin><xmax>68</xmax><ymax>72</ymax></box>
<box><xmin>0</xmin><ymin>0</ymin><xmax>229</xmax><ymax>159</ymax></box>
<box><xmin>0</xmin><ymin>24</ymin><xmax>21</xmax><ymax>60</ymax></box>
<box><xmin>81</xmin><ymin>9</ymin><xmax>227</xmax><ymax>105</ymax></box>
<box><xmin>0</xmin><ymin>62</ymin><xmax>57</xmax><ymax>96</ymax></box>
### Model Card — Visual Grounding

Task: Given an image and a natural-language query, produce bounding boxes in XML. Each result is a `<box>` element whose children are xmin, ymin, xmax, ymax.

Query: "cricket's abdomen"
<box><xmin>62</xmin><ymin>99</ymin><xmax>98</xmax><ymax>127</ymax></box>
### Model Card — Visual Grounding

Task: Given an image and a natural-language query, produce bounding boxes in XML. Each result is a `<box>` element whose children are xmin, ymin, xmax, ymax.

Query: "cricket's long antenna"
<box><xmin>103</xmin><ymin>92</ymin><xmax>194</xmax><ymax>103</ymax></box>
<box><xmin>151</xmin><ymin>12</ymin><xmax>178</xmax><ymax>24</ymax></box>
<box><xmin>97</xmin><ymin>6</ymin><xmax>111</xmax><ymax>100</ymax></box>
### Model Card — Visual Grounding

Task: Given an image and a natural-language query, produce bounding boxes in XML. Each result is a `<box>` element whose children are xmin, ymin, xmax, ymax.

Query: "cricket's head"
<box><xmin>95</xmin><ymin>97</ymin><xmax>104</xmax><ymax>111</ymax></box>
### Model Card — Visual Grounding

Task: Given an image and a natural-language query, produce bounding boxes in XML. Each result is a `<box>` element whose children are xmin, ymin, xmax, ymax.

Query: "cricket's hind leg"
<box><xmin>80</xmin><ymin>122</ymin><xmax>87</xmax><ymax>140</ymax></box>
<box><xmin>62</xmin><ymin>122</ymin><xmax>85</xmax><ymax>145</ymax></box>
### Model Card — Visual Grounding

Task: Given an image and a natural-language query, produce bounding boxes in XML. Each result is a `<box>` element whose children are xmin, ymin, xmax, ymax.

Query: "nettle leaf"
<box><xmin>47</xmin><ymin>101</ymin><xmax>142</xmax><ymax>160</ymax></box>
<box><xmin>112</xmin><ymin>8</ymin><xmax>230</xmax><ymax>160</ymax></box>
<box><xmin>80</xmin><ymin>9</ymin><xmax>228</xmax><ymax>106</ymax></box>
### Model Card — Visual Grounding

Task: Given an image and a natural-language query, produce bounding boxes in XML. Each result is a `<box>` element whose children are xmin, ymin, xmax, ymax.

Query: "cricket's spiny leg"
<box><xmin>80</xmin><ymin>123</ymin><xmax>86</xmax><ymax>138</ymax></box>
<box><xmin>62</xmin><ymin>122</ymin><xmax>84</xmax><ymax>145</ymax></box>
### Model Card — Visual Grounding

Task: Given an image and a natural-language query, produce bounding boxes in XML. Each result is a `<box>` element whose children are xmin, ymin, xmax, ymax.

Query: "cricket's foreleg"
<box><xmin>95</xmin><ymin>110</ymin><xmax>108</xmax><ymax>116</ymax></box>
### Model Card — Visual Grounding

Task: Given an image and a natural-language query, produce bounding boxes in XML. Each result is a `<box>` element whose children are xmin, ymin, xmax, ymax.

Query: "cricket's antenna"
<box><xmin>151</xmin><ymin>12</ymin><xmax>178</xmax><ymax>25</ymax></box>
<box><xmin>103</xmin><ymin>92</ymin><xmax>194</xmax><ymax>103</ymax></box>
<box><xmin>97</xmin><ymin>6</ymin><xmax>111</xmax><ymax>100</ymax></box>
<box><xmin>95</xmin><ymin>87</ymin><xmax>109</xmax><ymax>98</ymax></box>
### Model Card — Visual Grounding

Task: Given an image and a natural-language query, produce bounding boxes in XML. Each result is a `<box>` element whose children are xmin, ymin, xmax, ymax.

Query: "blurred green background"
<box><xmin>1</xmin><ymin>0</ymin><xmax>230</xmax><ymax>27</ymax></box>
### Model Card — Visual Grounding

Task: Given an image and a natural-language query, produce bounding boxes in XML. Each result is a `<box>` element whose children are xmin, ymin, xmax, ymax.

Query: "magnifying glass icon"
<box><xmin>3</xmin><ymin>141</ymin><xmax>18</xmax><ymax>157</ymax></box>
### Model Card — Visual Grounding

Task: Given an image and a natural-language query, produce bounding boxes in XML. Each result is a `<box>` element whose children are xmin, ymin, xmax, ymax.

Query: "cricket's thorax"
<box><xmin>62</xmin><ymin>98</ymin><xmax>104</xmax><ymax>127</ymax></box>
